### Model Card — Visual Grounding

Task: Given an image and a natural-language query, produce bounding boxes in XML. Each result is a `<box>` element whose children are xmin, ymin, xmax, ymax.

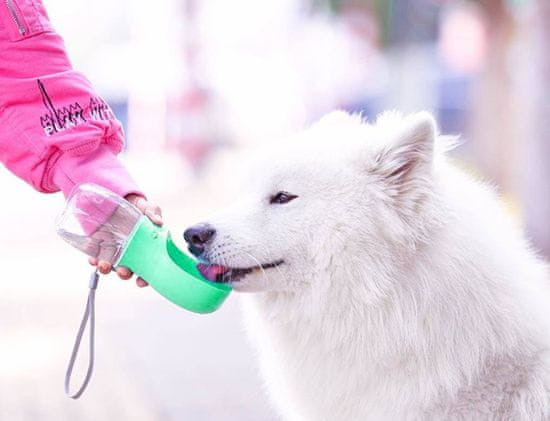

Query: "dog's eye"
<box><xmin>269</xmin><ymin>191</ymin><xmax>298</xmax><ymax>205</ymax></box>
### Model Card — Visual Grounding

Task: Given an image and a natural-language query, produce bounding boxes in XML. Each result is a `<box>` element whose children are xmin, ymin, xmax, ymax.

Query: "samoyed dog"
<box><xmin>184</xmin><ymin>111</ymin><xmax>550</xmax><ymax>420</ymax></box>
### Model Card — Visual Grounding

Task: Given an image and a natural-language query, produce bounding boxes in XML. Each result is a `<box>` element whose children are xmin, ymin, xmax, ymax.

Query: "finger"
<box><xmin>88</xmin><ymin>257</ymin><xmax>98</xmax><ymax>266</ymax></box>
<box><xmin>132</xmin><ymin>196</ymin><xmax>147</xmax><ymax>212</ymax></box>
<box><xmin>136</xmin><ymin>277</ymin><xmax>149</xmax><ymax>288</ymax></box>
<box><xmin>97</xmin><ymin>245</ymin><xmax>117</xmax><ymax>265</ymax></box>
<box><xmin>125</xmin><ymin>194</ymin><xmax>163</xmax><ymax>225</ymax></box>
<box><xmin>116</xmin><ymin>267</ymin><xmax>133</xmax><ymax>280</ymax></box>
<box><xmin>98</xmin><ymin>261</ymin><xmax>112</xmax><ymax>274</ymax></box>
<box><xmin>145</xmin><ymin>206</ymin><xmax>163</xmax><ymax>226</ymax></box>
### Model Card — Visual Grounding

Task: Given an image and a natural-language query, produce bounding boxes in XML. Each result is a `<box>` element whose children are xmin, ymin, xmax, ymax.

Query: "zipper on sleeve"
<box><xmin>5</xmin><ymin>0</ymin><xmax>26</xmax><ymax>35</ymax></box>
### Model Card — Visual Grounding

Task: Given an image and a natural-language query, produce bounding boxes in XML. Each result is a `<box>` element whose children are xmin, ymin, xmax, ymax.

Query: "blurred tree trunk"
<box><xmin>522</xmin><ymin>0</ymin><xmax>550</xmax><ymax>258</ymax></box>
<box><xmin>469</xmin><ymin>0</ymin><xmax>517</xmax><ymax>195</ymax></box>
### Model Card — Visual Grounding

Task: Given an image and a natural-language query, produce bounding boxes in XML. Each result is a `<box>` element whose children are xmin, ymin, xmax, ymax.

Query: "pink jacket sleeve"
<box><xmin>0</xmin><ymin>0</ymin><xmax>143</xmax><ymax>199</ymax></box>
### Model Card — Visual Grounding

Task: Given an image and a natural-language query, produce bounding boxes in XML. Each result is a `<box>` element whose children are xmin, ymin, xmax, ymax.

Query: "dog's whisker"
<box><xmin>242</xmin><ymin>250</ymin><xmax>270</xmax><ymax>284</ymax></box>
<box><xmin>252</xmin><ymin>243</ymin><xmax>289</xmax><ymax>285</ymax></box>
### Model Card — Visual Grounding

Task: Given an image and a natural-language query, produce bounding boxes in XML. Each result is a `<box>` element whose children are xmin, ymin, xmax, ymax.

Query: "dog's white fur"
<box><xmin>197</xmin><ymin>111</ymin><xmax>550</xmax><ymax>420</ymax></box>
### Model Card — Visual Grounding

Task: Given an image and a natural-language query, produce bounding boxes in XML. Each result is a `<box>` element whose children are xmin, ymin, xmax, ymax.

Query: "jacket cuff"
<box><xmin>52</xmin><ymin>144</ymin><xmax>144</xmax><ymax>199</ymax></box>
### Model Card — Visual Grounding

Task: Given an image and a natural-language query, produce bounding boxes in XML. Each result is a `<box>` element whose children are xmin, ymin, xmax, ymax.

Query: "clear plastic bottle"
<box><xmin>56</xmin><ymin>184</ymin><xmax>142</xmax><ymax>265</ymax></box>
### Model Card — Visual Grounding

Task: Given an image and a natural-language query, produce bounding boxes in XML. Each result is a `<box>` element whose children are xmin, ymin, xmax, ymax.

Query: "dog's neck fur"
<box><xmin>242</xmin><ymin>164</ymin><xmax>550</xmax><ymax>419</ymax></box>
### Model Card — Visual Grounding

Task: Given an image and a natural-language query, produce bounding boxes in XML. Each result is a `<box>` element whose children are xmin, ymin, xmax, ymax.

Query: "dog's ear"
<box><xmin>373</xmin><ymin>112</ymin><xmax>436</xmax><ymax>188</ymax></box>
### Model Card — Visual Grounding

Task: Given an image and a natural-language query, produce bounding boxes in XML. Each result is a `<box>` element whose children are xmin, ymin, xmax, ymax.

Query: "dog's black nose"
<box><xmin>183</xmin><ymin>224</ymin><xmax>216</xmax><ymax>253</ymax></box>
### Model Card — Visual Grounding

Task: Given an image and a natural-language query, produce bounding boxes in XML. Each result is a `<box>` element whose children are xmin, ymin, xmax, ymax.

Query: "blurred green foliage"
<box><xmin>312</xmin><ymin>0</ymin><xmax>393</xmax><ymax>45</ymax></box>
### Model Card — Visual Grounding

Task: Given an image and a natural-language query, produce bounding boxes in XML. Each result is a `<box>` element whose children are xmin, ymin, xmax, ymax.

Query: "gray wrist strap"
<box><xmin>64</xmin><ymin>270</ymin><xmax>99</xmax><ymax>399</ymax></box>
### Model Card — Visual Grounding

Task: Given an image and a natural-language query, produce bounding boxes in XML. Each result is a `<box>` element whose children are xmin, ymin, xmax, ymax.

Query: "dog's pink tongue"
<box><xmin>197</xmin><ymin>263</ymin><xmax>230</xmax><ymax>281</ymax></box>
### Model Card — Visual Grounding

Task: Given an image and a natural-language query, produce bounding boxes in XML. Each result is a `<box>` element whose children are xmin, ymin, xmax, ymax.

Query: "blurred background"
<box><xmin>1</xmin><ymin>0</ymin><xmax>549</xmax><ymax>419</ymax></box>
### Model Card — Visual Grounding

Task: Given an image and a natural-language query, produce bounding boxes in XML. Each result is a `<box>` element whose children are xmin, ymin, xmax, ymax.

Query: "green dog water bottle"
<box><xmin>56</xmin><ymin>183</ymin><xmax>231</xmax><ymax>313</ymax></box>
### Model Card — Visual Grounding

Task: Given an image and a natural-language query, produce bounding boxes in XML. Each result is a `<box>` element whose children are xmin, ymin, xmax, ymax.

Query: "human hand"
<box><xmin>88</xmin><ymin>193</ymin><xmax>163</xmax><ymax>287</ymax></box>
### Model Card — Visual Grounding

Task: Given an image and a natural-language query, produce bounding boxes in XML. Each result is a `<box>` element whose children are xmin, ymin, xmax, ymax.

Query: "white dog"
<box><xmin>184</xmin><ymin>111</ymin><xmax>550</xmax><ymax>420</ymax></box>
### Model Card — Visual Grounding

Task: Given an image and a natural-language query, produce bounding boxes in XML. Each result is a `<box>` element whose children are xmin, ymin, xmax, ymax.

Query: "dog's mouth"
<box><xmin>197</xmin><ymin>260</ymin><xmax>284</xmax><ymax>283</ymax></box>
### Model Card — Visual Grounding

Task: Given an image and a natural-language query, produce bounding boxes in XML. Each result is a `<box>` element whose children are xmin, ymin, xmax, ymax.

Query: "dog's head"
<box><xmin>184</xmin><ymin>111</ymin><xmax>441</xmax><ymax>292</ymax></box>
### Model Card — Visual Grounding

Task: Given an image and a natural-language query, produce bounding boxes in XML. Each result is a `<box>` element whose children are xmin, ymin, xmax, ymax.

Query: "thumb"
<box><xmin>125</xmin><ymin>194</ymin><xmax>163</xmax><ymax>226</ymax></box>
<box><xmin>144</xmin><ymin>205</ymin><xmax>163</xmax><ymax>226</ymax></box>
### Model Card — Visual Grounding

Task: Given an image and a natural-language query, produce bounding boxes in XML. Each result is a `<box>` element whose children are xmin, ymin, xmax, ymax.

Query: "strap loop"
<box><xmin>64</xmin><ymin>270</ymin><xmax>99</xmax><ymax>399</ymax></box>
